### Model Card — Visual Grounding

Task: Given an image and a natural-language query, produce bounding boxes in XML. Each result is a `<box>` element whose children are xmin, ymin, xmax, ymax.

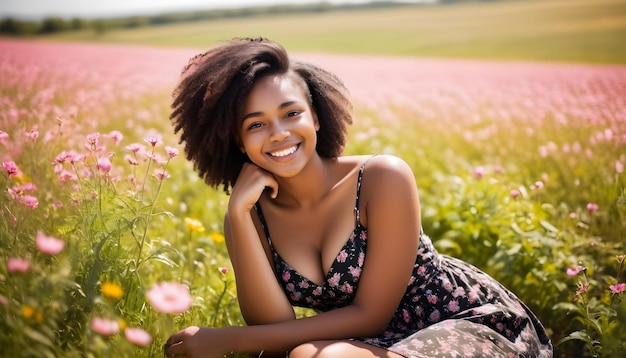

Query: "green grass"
<box><xmin>39</xmin><ymin>0</ymin><xmax>626</xmax><ymax>64</ymax></box>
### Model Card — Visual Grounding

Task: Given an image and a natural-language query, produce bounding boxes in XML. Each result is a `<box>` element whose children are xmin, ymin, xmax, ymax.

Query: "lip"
<box><xmin>266</xmin><ymin>144</ymin><xmax>300</xmax><ymax>160</ymax></box>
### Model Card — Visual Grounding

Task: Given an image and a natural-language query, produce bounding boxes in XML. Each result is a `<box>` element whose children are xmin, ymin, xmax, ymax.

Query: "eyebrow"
<box><xmin>242</xmin><ymin>101</ymin><xmax>302</xmax><ymax>121</ymax></box>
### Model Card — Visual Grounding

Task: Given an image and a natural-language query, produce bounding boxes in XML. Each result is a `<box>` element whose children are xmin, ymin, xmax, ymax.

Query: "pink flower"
<box><xmin>472</xmin><ymin>166</ymin><xmax>484</xmax><ymax>179</ymax></box>
<box><xmin>7</xmin><ymin>257</ymin><xmax>30</xmax><ymax>273</ymax></box>
<box><xmin>36</xmin><ymin>231</ymin><xmax>65</xmax><ymax>255</ymax></box>
<box><xmin>144</xmin><ymin>136</ymin><xmax>161</xmax><ymax>147</ymax></box>
<box><xmin>609</xmin><ymin>283</ymin><xmax>625</xmax><ymax>294</ymax></box>
<box><xmin>509</xmin><ymin>189</ymin><xmax>520</xmax><ymax>199</ymax></box>
<box><xmin>3</xmin><ymin>161</ymin><xmax>19</xmax><ymax>177</ymax></box>
<box><xmin>533</xmin><ymin>181</ymin><xmax>544</xmax><ymax>189</ymax></box>
<box><xmin>26</xmin><ymin>129</ymin><xmax>39</xmax><ymax>141</ymax></box>
<box><xmin>91</xmin><ymin>317</ymin><xmax>120</xmax><ymax>336</ymax></box>
<box><xmin>586</xmin><ymin>203</ymin><xmax>599</xmax><ymax>213</ymax></box>
<box><xmin>218</xmin><ymin>266</ymin><xmax>229</xmax><ymax>274</ymax></box>
<box><xmin>21</xmin><ymin>195</ymin><xmax>39</xmax><ymax>209</ymax></box>
<box><xmin>108</xmin><ymin>130</ymin><xmax>123</xmax><ymax>145</ymax></box>
<box><xmin>566</xmin><ymin>266</ymin><xmax>583</xmax><ymax>276</ymax></box>
<box><xmin>97</xmin><ymin>157</ymin><xmax>112</xmax><ymax>173</ymax></box>
<box><xmin>146</xmin><ymin>282</ymin><xmax>192</xmax><ymax>314</ymax></box>
<box><xmin>165</xmin><ymin>146</ymin><xmax>179</xmax><ymax>159</ymax></box>
<box><xmin>124</xmin><ymin>327</ymin><xmax>152</xmax><ymax>346</ymax></box>
<box><xmin>153</xmin><ymin>169</ymin><xmax>170</xmax><ymax>180</ymax></box>
<box><xmin>617</xmin><ymin>160</ymin><xmax>624</xmax><ymax>174</ymax></box>
<box><xmin>126</xmin><ymin>143</ymin><xmax>143</xmax><ymax>153</ymax></box>
<box><xmin>85</xmin><ymin>132</ymin><xmax>100</xmax><ymax>151</ymax></box>
<box><xmin>124</xmin><ymin>154</ymin><xmax>139</xmax><ymax>166</ymax></box>
<box><xmin>0</xmin><ymin>294</ymin><xmax>8</xmax><ymax>306</ymax></box>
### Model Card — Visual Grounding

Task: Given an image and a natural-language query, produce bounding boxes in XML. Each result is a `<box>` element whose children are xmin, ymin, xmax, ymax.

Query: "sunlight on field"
<box><xmin>2</xmin><ymin>7</ymin><xmax>626</xmax><ymax>355</ymax></box>
<box><xmin>42</xmin><ymin>0</ymin><xmax>626</xmax><ymax>64</ymax></box>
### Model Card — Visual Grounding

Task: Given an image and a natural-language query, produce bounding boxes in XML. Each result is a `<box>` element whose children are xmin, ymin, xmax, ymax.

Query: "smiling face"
<box><xmin>239</xmin><ymin>73</ymin><xmax>320</xmax><ymax>178</ymax></box>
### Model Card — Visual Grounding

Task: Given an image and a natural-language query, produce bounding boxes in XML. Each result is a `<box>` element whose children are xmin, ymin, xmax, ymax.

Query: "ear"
<box><xmin>313</xmin><ymin>111</ymin><xmax>320</xmax><ymax>131</ymax></box>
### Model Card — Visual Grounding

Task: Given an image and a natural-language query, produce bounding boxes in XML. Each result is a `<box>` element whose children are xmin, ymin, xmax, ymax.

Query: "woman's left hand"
<box><xmin>164</xmin><ymin>326</ymin><xmax>234</xmax><ymax>358</ymax></box>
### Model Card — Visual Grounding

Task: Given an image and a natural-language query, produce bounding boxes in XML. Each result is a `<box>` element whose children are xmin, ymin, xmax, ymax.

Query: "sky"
<box><xmin>0</xmin><ymin>0</ymin><xmax>414</xmax><ymax>19</ymax></box>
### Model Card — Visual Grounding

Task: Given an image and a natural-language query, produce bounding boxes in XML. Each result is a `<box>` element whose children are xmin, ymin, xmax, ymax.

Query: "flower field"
<box><xmin>1</xmin><ymin>39</ymin><xmax>625</xmax><ymax>357</ymax></box>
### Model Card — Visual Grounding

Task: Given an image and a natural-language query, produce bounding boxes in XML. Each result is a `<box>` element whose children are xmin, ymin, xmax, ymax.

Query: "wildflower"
<box><xmin>101</xmin><ymin>282</ymin><xmax>124</xmax><ymax>299</ymax></box>
<box><xmin>126</xmin><ymin>143</ymin><xmax>143</xmax><ymax>153</ymax></box>
<box><xmin>146</xmin><ymin>282</ymin><xmax>192</xmax><ymax>314</ymax></box>
<box><xmin>85</xmin><ymin>132</ymin><xmax>100</xmax><ymax>151</ymax></box>
<box><xmin>144</xmin><ymin>136</ymin><xmax>161</xmax><ymax>147</ymax></box>
<box><xmin>21</xmin><ymin>195</ymin><xmax>39</xmax><ymax>209</ymax></box>
<box><xmin>108</xmin><ymin>130</ymin><xmax>123</xmax><ymax>145</ymax></box>
<box><xmin>22</xmin><ymin>305</ymin><xmax>35</xmax><ymax>318</ymax></box>
<box><xmin>165</xmin><ymin>146</ymin><xmax>179</xmax><ymax>159</ymax></box>
<box><xmin>3</xmin><ymin>160</ymin><xmax>19</xmax><ymax>176</ymax></box>
<box><xmin>153</xmin><ymin>169</ymin><xmax>170</xmax><ymax>180</ymax></box>
<box><xmin>609</xmin><ymin>283</ymin><xmax>625</xmax><ymax>294</ymax></box>
<box><xmin>509</xmin><ymin>189</ymin><xmax>520</xmax><ymax>199</ymax></box>
<box><xmin>576</xmin><ymin>282</ymin><xmax>590</xmax><ymax>296</ymax></box>
<box><xmin>91</xmin><ymin>317</ymin><xmax>120</xmax><ymax>336</ymax></box>
<box><xmin>36</xmin><ymin>231</ymin><xmax>65</xmax><ymax>255</ymax></box>
<box><xmin>219</xmin><ymin>266</ymin><xmax>229</xmax><ymax>275</ymax></box>
<box><xmin>211</xmin><ymin>232</ymin><xmax>225</xmax><ymax>243</ymax></box>
<box><xmin>185</xmin><ymin>218</ymin><xmax>205</xmax><ymax>233</ymax></box>
<box><xmin>472</xmin><ymin>166</ymin><xmax>484</xmax><ymax>179</ymax></box>
<box><xmin>124</xmin><ymin>327</ymin><xmax>152</xmax><ymax>346</ymax></box>
<box><xmin>7</xmin><ymin>257</ymin><xmax>30</xmax><ymax>273</ymax></box>
<box><xmin>97</xmin><ymin>157</ymin><xmax>112</xmax><ymax>173</ymax></box>
<box><xmin>0</xmin><ymin>130</ymin><xmax>8</xmax><ymax>140</ymax></box>
<box><xmin>586</xmin><ymin>203</ymin><xmax>599</xmax><ymax>213</ymax></box>
<box><xmin>0</xmin><ymin>294</ymin><xmax>8</xmax><ymax>306</ymax></box>
<box><xmin>124</xmin><ymin>154</ymin><xmax>139</xmax><ymax>165</ymax></box>
<box><xmin>26</xmin><ymin>128</ymin><xmax>39</xmax><ymax>141</ymax></box>
<box><xmin>617</xmin><ymin>160</ymin><xmax>624</xmax><ymax>174</ymax></box>
<box><xmin>533</xmin><ymin>181</ymin><xmax>544</xmax><ymax>189</ymax></box>
<box><xmin>566</xmin><ymin>265</ymin><xmax>584</xmax><ymax>276</ymax></box>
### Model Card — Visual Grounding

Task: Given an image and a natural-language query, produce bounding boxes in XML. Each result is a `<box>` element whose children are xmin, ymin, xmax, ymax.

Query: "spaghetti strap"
<box><xmin>354</xmin><ymin>155</ymin><xmax>377</xmax><ymax>226</ymax></box>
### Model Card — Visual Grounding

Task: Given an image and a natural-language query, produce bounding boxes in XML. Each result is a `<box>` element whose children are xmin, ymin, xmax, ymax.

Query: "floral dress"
<box><xmin>254</xmin><ymin>158</ymin><xmax>553</xmax><ymax>358</ymax></box>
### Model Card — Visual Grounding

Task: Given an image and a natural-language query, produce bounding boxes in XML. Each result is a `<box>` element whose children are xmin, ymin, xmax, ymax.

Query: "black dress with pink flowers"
<box><xmin>254</xmin><ymin>159</ymin><xmax>553</xmax><ymax>358</ymax></box>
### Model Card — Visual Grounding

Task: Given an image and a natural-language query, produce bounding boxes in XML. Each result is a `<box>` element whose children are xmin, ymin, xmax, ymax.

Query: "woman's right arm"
<box><xmin>223</xmin><ymin>164</ymin><xmax>295</xmax><ymax>325</ymax></box>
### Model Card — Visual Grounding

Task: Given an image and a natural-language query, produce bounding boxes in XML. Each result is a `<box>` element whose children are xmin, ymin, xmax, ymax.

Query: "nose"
<box><xmin>269</xmin><ymin>122</ymin><xmax>290</xmax><ymax>142</ymax></box>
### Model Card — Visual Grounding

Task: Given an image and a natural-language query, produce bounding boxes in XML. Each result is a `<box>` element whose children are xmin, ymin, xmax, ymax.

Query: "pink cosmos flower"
<box><xmin>146</xmin><ymin>282</ymin><xmax>192</xmax><ymax>314</ymax></box>
<box><xmin>144</xmin><ymin>136</ymin><xmax>161</xmax><ymax>147</ymax></box>
<box><xmin>97</xmin><ymin>157</ymin><xmax>112</xmax><ymax>173</ymax></box>
<box><xmin>153</xmin><ymin>169</ymin><xmax>170</xmax><ymax>180</ymax></box>
<box><xmin>3</xmin><ymin>161</ymin><xmax>19</xmax><ymax>177</ymax></box>
<box><xmin>91</xmin><ymin>317</ymin><xmax>120</xmax><ymax>336</ymax></box>
<box><xmin>108</xmin><ymin>130</ymin><xmax>123</xmax><ymax>145</ymax></box>
<box><xmin>85</xmin><ymin>132</ymin><xmax>100</xmax><ymax>151</ymax></box>
<box><xmin>126</xmin><ymin>143</ymin><xmax>143</xmax><ymax>153</ymax></box>
<box><xmin>609</xmin><ymin>283</ymin><xmax>625</xmax><ymax>294</ymax></box>
<box><xmin>586</xmin><ymin>203</ymin><xmax>599</xmax><ymax>213</ymax></box>
<box><xmin>36</xmin><ymin>231</ymin><xmax>65</xmax><ymax>255</ymax></box>
<box><xmin>472</xmin><ymin>166</ymin><xmax>484</xmax><ymax>179</ymax></box>
<box><xmin>566</xmin><ymin>266</ymin><xmax>583</xmax><ymax>276</ymax></box>
<box><xmin>7</xmin><ymin>257</ymin><xmax>30</xmax><ymax>273</ymax></box>
<box><xmin>165</xmin><ymin>146</ymin><xmax>179</xmax><ymax>159</ymax></box>
<box><xmin>509</xmin><ymin>189</ymin><xmax>520</xmax><ymax>199</ymax></box>
<box><xmin>21</xmin><ymin>195</ymin><xmax>39</xmax><ymax>209</ymax></box>
<box><xmin>124</xmin><ymin>327</ymin><xmax>152</xmax><ymax>346</ymax></box>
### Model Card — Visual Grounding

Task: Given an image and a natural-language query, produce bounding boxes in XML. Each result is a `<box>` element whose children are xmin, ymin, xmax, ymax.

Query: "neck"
<box><xmin>272</xmin><ymin>155</ymin><xmax>335</xmax><ymax>209</ymax></box>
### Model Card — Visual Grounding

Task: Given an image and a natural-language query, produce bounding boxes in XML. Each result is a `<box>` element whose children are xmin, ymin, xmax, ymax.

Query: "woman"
<box><xmin>165</xmin><ymin>37</ymin><xmax>552</xmax><ymax>358</ymax></box>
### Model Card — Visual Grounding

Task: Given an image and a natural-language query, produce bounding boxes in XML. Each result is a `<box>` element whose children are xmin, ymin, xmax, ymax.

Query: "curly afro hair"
<box><xmin>170</xmin><ymin>37</ymin><xmax>353</xmax><ymax>192</ymax></box>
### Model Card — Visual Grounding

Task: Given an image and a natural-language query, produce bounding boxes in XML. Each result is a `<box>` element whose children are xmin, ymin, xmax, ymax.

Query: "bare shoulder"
<box><xmin>362</xmin><ymin>155</ymin><xmax>415</xmax><ymax>181</ymax></box>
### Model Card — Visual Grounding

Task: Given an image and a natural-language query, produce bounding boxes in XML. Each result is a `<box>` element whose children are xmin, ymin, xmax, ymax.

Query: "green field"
<box><xmin>41</xmin><ymin>0</ymin><xmax>626</xmax><ymax>64</ymax></box>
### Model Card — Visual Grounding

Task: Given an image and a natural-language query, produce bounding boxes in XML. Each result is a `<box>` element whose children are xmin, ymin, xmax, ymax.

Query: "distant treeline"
<box><xmin>0</xmin><ymin>0</ymin><xmax>501</xmax><ymax>36</ymax></box>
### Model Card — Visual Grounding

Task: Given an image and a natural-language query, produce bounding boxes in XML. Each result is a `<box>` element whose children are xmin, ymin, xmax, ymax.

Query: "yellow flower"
<box><xmin>35</xmin><ymin>311</ymin><xmax>44</xmax><ymax>323</ymax></box>
<box><xmin>22</xmin><ymin>305</ymin><xmax>35</xmax><ymax>319</ymax></box>
<box><xmin>184</xmin><ymin>218</ymin><xmax>205</xmax><ymax>233</ymax></box>
<box><xmin>211</xmin><ymin>232</ymin><xmax>225</xmax><ymax>244</ymax></box>
<box><xmin>118</xmin><ymin>318</ymin><xmax>127</xmax><ymax>331</ymax></box>
<box><xmin>101</xmin><ymin>282</ymin><xmax>124</xmax><ymax>299</ymax></box>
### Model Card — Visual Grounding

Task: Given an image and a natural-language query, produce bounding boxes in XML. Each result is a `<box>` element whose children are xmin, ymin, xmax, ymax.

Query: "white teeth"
<box><xmin>270</xmin><ymin>145</ymin><xmax>297</xmax><ymax>157</ymax></box>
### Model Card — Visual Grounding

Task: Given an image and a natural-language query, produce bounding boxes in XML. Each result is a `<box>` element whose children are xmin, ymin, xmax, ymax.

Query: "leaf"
<box><xmin>23</xmin><ymin>327</ymin><xmax>54</xmax><ymax>348</ymax></box>
<box><xmin>553</xmin><ymin>302</ymin><xmax>584</xmax><ymax>315</ymax></box>
<box><xmin>556</xmin><ymin>330</ymin><xmax>590</xmax><ymax>346</ymax></box>
<box><xmin>540</xmin><ymin>220</ymin><xmax>559</xmax><ymax>233</ymax></box>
